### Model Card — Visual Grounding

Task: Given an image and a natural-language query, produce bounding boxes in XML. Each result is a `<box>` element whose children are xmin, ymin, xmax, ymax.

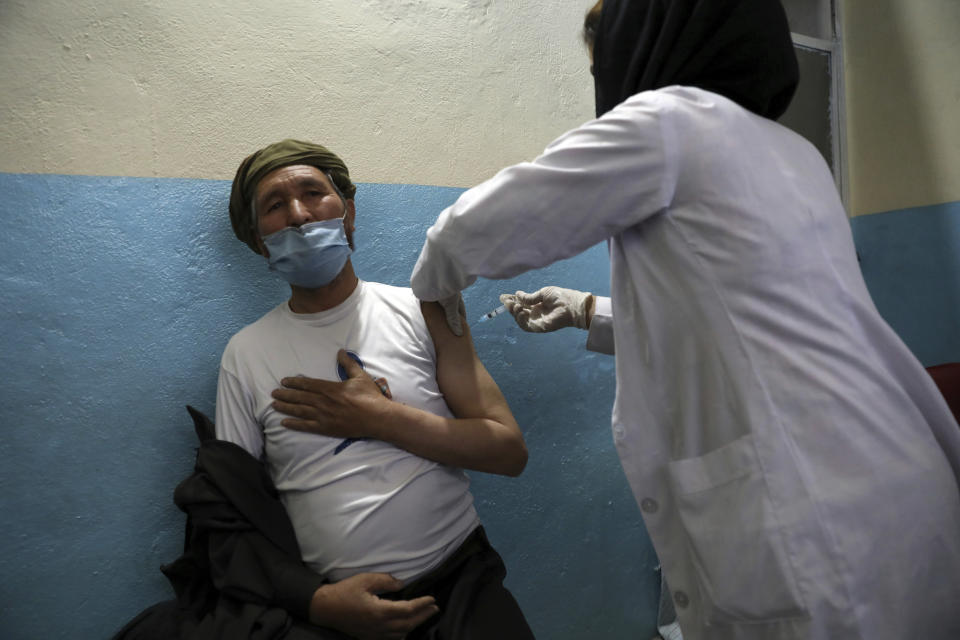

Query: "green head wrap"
<box><xmin>229</xmin><ymin>138</ymin><xmax>357</xmax><ymax>254</ymax></box>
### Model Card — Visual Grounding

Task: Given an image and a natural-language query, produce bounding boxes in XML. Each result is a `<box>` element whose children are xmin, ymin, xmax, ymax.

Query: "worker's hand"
<box><xmin>500</xmin><ymin>286</ymin><xmax>594</xmax><ymax>333</ymax></box>
<box><xmin>309</xmin><ymin>572</ymin><xmax>439</xmax><ymax>640</ymax></box>
<box><xmin>437</xmin><ymin>293</ymin><xmax>466</xmax><ymax>337</ymax></box>
<box><xmin>271</xmin><ymin>350</ymin><xmax>392</xmax><ymax>439</ymax></box>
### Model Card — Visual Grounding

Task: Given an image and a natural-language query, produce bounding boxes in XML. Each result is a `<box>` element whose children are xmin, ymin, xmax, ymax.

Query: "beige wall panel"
<box><xmin>0</xmin><ymin>0</ymin><xmax>595</xmax><ymax>186</ymax></box>
<box><xmin>843</xmin><ymin>0</ymin><xmax>960</xmax><ymax>215</ymax></box>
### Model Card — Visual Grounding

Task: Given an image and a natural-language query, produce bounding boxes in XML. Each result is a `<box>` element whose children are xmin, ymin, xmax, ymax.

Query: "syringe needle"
<box><xmin>477</xmin><ymin>304</ymin><xmax>507</xmax><ymax>323</ymax></box>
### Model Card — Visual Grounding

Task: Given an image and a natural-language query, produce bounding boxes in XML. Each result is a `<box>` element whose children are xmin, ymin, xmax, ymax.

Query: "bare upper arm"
<box><xmin>419</xmin><ymin>301</ymin><xmax>519</xmax><ymax>428</ymax></box>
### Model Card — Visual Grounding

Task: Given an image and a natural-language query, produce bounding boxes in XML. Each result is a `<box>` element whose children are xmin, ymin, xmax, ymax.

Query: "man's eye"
<box><xmin>267</xmin><ymin>202</ymin><xmax>282</xmax><ymax>212</ymax></box>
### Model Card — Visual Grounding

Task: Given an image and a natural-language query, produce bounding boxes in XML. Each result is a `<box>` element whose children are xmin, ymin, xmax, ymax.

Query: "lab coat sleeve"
<box><xmin>411</xmin><ymin>93</ymin><xmax>677</xmax><ymax>301</ymax></box>
<box><xmin>586</xmin><ymin>295</ymin><xmax>614</xmax><ymax>355</ymax></box>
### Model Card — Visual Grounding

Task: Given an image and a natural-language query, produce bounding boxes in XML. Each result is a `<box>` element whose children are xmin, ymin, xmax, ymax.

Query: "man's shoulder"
<box><xmin>222</xmin><ymin>304</ymin><xmax>285</xmax><ymax>357</ymax></box>
<box><xmin>362</xmin><ymin>280</ymin><xmax>413</xmax><ymax>297</ymax></box>
<box><xmin>358</xmin><ymin>281</ymin><xmax>431</xmax><ymax>341</ymax></box>
<box><xmin>361</xmin><ymin>281</ymin><xmax>419</xmax><ymax>310</ymax></box>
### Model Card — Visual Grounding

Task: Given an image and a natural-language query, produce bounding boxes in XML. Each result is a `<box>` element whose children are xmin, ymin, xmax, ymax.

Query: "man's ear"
<box><xmin>344</xmin><ymin>199</ymin><xmax>356</xmax><ymax>235</ymax></box>
<box><xmin>255</xmin><ymin>234</ymin><xmax>270</xmax><ymax>258</ymax></box>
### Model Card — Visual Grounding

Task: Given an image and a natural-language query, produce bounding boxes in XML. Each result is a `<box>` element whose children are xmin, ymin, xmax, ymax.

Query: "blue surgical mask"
<box><xmin>262</xmin><ymin>217</ymin><xmax>352</xmax><ymax>288</ymax></box>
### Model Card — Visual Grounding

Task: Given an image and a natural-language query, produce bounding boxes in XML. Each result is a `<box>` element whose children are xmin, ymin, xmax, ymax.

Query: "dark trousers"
<box><xmin>114</xmin><ymin>527</ymin><xmax>533</xmax><ymax>640</ymax></box>
<box><xmin>389</xmin><ymin>526</ymin><xmax>535</xmax><ymax>640</ymax></box>
<box><xmin>291</xmin><ymin>527</ymin><xmax>534</xmax><ymax>640</ymax></box>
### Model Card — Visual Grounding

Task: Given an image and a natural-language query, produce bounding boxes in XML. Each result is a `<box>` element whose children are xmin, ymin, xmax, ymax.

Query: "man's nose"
<box><xmin>288</xmin><ymin>199</ymin><xmax>311</xmax><ymax>226</ymax></box>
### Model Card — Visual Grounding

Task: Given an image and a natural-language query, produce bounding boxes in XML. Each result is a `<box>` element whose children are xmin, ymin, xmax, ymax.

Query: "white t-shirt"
<box><xmin>216</xmin><ymin>280</ymin><xmax>480</xmax><ymax>583</ymax></box>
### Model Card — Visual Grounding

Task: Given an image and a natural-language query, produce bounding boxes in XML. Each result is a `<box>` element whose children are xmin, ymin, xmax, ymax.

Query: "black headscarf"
<box><xmin>593</xmin><ymin>0</ymin><xmax>799</xmax><ymax>120</ymax></box>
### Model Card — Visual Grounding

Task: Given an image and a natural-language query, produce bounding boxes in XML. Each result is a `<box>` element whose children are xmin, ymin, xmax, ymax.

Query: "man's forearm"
<box><xmin>270</xmin><ymin>356</ymin><xmax>527</xmax><ymax>476</ymax></box>
<box><xmin>369</xmin><ymin>402</ymin><xmax>527</xmax><ymax>476</ymax></box>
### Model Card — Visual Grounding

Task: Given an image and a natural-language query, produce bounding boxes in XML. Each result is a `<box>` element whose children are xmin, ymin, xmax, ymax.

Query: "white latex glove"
<box><xmin>438</xmin><ymin>293</ymin><xmax>466</xmax><ymax>337</ymax></box>
<box><xmin>499</xmin><ymin>286</ymin><xmax>593</xmax><ymax>333</ymax></box>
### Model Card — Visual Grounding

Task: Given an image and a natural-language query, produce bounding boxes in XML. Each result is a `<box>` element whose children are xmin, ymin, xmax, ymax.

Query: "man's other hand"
<box><xmin>271</xmin><ymin>350</ymin><xmax>391</xmax><ymax>438</ymax></box>
<box><xmin>309</xmin><ymin>572</ymin><xmax>439</xmax><ymax>640</ymax></box>
<box><xmin>499</xmin><ymin>286</ymin><xmax>594</xmax><ymax>333</ymax></box>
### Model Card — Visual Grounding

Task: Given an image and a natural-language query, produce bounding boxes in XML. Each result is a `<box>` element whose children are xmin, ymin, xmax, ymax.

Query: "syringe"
<box><xmin>477</xmin><ymin>304</ymin><xmax>508</xmax><ymax>323</ymax></box>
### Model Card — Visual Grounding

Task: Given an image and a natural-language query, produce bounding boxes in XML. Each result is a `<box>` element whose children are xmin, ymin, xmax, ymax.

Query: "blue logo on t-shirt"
<box><xmin>336</xmin><ymin>350</ymin><xmax>365</xmax><ymax>382</ymax></box>
<box><xmin>334</xmin><ymin>350</ymin><xmax>371</xmax><ymax>455</ymax></box>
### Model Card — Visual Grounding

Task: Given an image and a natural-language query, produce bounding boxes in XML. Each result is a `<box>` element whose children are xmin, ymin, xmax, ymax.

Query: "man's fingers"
<box><xmin>339</xmin><ymin>573</ymin><xmax>440</xmax><ymax>637</ymax></box>
<box><xmin>393</xmin><ymin>595</ymin><xmax>437</xmax><ymax>613</ymax></box>
<box><xmin>359</xmin><ymin>573</ymin><xmax>438</xmax><ymax>620</ymax></box>
<box><xmin>371</xmin><ymin>599</ymin><xmax>440</xmax><ymax>640</ymax></box>
<box><xmin>271</xmin><ymin>387</ymin><xmax>325</xmax><ymax>407</ymax></box>
<box><xmin>360</xmin><ymin>572</ymin><xmax>405</xmax><ymax>594</ymax></box>
<box><xmin>270</xmin><ymin>391</ymin><xmax>336</xmax><ymax>427</ymax></box>
<box><xmin>270</xmin><ymin>398</ymin><xmax>315</xmax><ymax>419</ymax></box>
<box><xmin>279</xmin><ymin>375</ymin><xmax>334</xmax><ymax>392</ymax></box>
<box><xmin>336</xmin><ymin>349</ymin><xmax>366</xmax><ymax>379</ymax></box>
<box><xmin>415</xmin><ymin>603</ymin><xmax>442</xmax><ymax>628</ymax></box>
<box><xmin>380</xmin><ymin>596</ymin><xmax>440</xmax><ymax>628</ymax></box>
<box><xmin>373</xmin><ymin>377</ymin><xmax>393</xmax><ymax>399</ymax></box>
<box><xmin>398</xmin><ymin>597</ymin><xmax>441</xmax><ymax>628</ymax></box>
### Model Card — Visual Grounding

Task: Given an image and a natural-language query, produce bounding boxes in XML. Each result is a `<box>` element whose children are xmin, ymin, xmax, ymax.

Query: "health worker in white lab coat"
<box><xmin>410</xmin><ymin>0</ymin><xmax>960</xmax><ymax>639</ymax></box>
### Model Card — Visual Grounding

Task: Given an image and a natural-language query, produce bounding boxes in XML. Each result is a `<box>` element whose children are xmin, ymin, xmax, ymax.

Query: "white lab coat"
<box><xmin>411</xmin><ymin>86</ymin><xmax>960</xmax><ymax>639</ymax></box>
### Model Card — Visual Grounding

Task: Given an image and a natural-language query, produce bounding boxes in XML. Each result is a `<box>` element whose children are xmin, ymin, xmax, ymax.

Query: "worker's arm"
<box><xmin>411</xmin><ymin>96</ymin><xmax>673</xmax><ymax>306</ymax></box>
<box><xmin>270</xmin><ymin>303</ymin><xmax>527</xmax><ymax>477</ymax></box>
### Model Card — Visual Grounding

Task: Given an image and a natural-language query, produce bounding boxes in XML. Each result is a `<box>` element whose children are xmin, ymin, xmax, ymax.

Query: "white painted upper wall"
<box><xmin>842</xmin><ymin>0</ymin><xmax>960</xmax><ymax>215</ymax></box>
<box><xmin>0</xmin><ymin>0</ymin><xmax>595</xmax><ymax>187</ymax></box>
<box><xmin>5</xmin><ymin>0</ymin><xmax>959</xmax><ymax>216</ymax></box>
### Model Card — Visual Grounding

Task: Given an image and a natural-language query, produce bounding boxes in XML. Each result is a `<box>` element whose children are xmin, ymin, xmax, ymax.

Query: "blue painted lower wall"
<box><xmin>850</xmin><ymin>201</ymin><xmax>960</xmax><ymax>366</ymax></box>
<box><xmin>2</xmin><ymin>172</ymin><xmax>958</xmax><ymax>639</ymax></box>
<box><xmin>0</xmin><ymin>173</ymin><xmax>655</xmax><ymax>639</ymax></box>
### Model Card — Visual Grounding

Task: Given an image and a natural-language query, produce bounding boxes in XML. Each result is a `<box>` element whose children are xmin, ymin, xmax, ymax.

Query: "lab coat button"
<box><xmin>641</xmin><ymin>498</ymin><xmax>659</xmax><ymax>513</ymax></box>
<box><xmin>613</xmin><ymin>426</ymin><xmax>625</xmax><ymax>440</ymax></box>
<box><xmin>673</xmin><ymin>591</ymin><xmax>690</xmax><ymax>609</ymax></box>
